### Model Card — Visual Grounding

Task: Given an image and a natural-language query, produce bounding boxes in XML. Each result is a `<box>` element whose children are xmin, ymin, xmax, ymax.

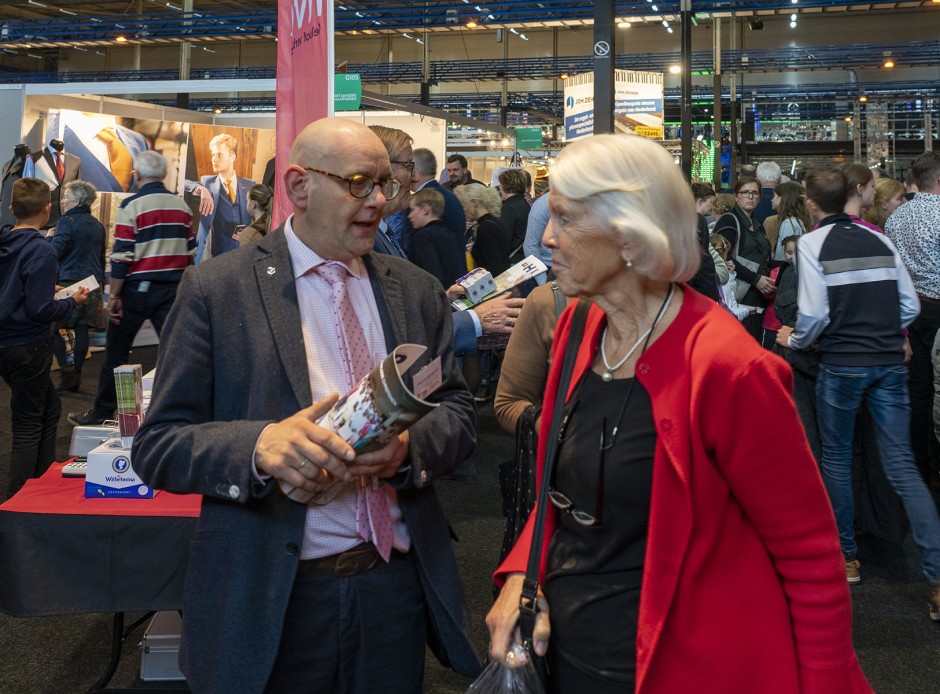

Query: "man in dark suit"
<box><xmin>400</xmin><ymin>147</ymin><xmax>468</xmax><ymax>266</ymax></box>
<box><xmin>132</xmin><ymin>118</ymin><xmax>480</xmax><ymax>693</ymax></box>
<box><xmin>184</xmin><ymin>133</ymin><xmax>255</xmax><ymax>263</ymax></box>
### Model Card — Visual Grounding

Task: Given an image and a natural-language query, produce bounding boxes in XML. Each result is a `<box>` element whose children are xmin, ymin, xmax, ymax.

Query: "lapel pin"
<box><xmin>267</xmin><ymin>266</ymin><xmax>276</xmax><ymax>275</ymax></box>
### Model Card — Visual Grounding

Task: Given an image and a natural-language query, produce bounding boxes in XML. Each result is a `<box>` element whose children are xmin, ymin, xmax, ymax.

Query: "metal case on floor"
<box><xmin>139</xmin><ymin>610</ymin><xmax>185</xmax><ymax>682</ymax></box>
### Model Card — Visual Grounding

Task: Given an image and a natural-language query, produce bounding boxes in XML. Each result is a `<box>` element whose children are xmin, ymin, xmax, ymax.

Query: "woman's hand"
<box><xmin>756</xmin><ymin>275</ymin><xmax>775</xmax><ymax>295</ymax></box>
<box><xmin>485</xmin><ymin>573</ymin><xmax>551</xmax><ymax>668</ymax></box>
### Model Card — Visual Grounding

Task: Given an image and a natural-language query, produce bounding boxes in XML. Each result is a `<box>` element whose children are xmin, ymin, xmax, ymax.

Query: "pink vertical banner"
<box><xmin>274</xmin><ymin>0</ymin><xmax>334</xmax><ymax>227</ymax></box>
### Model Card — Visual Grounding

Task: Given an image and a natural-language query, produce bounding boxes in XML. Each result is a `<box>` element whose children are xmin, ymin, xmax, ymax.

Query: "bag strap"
<box><xmin>550</xmin><ymin>281</ymin><xmax>566</xmax><ymax>319</ymax></box>
<box><xmin>518</xmin><ymin>298</ymin><xmax>592</xmax><ymax>643</ymax></box>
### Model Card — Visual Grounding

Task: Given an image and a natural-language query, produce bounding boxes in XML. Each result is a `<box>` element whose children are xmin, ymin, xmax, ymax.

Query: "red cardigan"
<box><xmin>495</xmin><ymin>288</ymin><xmax>872</xmax><ymax>693</ymax></box>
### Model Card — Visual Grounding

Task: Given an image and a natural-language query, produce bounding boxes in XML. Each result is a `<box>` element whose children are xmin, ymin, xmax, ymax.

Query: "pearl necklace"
<box><xmin>600</xmin><ymin>283</ymin><xmax>676</xmax><ymax>382</ymax></box>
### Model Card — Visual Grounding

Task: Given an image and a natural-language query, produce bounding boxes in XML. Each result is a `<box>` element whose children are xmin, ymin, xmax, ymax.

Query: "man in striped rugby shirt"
<box><xmin>69</xmin><ymin>151</ymin><xmax>194</xmax><ymax>426</ymax></box>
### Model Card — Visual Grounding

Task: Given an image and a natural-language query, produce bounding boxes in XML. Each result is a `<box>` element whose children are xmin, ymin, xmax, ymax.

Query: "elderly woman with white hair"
<box><xmin>48</xmin><ymin>180</ymin><xmax>106</xmax><ymax>392</ymax></box>
<box><xmin>486</xmin><ymin>134</ymin><xmax>871</xmax><ymax>694</ymax></box>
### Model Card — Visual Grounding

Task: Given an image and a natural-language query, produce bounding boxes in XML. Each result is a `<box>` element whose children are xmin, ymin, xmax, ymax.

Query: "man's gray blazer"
<box><xmin>133</xmin><ymin>228</ymin><xmax>481</xmax><ymax>692</ymax></box>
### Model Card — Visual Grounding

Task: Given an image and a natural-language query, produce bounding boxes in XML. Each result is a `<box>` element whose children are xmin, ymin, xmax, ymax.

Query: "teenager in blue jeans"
<box><xmin>0</xmin><ymin>178</ymin><xmax>89</xmax><ymax>500</ymax></box>
<box><xmin>778</xmin><ymin>168</ymin><xmax>940</xmax><ymax>620</ymax></box>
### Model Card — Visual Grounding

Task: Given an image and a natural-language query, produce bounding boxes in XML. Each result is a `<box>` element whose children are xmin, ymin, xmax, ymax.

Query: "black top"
<box><xmin>544</xmin><ymin>368</ymin><xmax>656</xmax><ymax>686</ymax></box>
<box><xmin>687</xmin><ymin>213</ymin><xmax>720</xmax><ymax>301</ymax></box>
<box><xmin>470</xmin><ymin>213</ymin><xmax>511</xmax><ymax>275</ymax></box>
<box><xmin>411</xmin><ymin>219</ymin><xmax>468</xmax><ymax>287</ymax></box>
<box><xmin>499</xmin><ymin>194</ymin><xmax>530</xmax><ymax>264</ymax></box>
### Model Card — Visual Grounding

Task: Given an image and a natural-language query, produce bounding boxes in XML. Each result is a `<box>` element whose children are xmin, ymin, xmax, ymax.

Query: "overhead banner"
<box><xmin>563</xmin><ymin>70</ymin><xmax>664</xmax><ymax>141</ymax></box>
<box><xmin>275</xmin><ymin>0</ymin><xmax>334</xmax><ymax>225</ymax></box>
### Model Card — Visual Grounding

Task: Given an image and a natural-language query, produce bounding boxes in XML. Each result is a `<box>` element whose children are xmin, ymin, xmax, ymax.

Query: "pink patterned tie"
<box><xmin>314</xmin><ymin>261</ymin><xmax>394</xmax><ymax>561</ymax></box>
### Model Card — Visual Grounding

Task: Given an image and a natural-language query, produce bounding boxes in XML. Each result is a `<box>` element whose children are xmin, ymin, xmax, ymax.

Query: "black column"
<box><xmin>680</xmin><ymin>0</ymin><xmax>693</xmax><ymax>180</ymax></box>
<box><xmin>593</xmin><ymin>0</ymin><xmax>615</xmax><ymax>134</ymax></box>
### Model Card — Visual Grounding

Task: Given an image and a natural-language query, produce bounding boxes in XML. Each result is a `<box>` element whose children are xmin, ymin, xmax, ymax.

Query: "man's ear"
<box><xmin>283</xmin><ymin>165</ymin><xmax>309</xmax><ymax>210</ymax></box>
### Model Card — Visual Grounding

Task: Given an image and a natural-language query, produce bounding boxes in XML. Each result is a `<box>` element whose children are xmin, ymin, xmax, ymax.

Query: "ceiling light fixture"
<box><xmin>618</xmin><ymin>21</ymin><xmax>631</xmax><ymax>28</ymax></box>
<box><xmin>466</xmin><ymin>19</ymin><xmax>478</xmax><ymax>28</ymax></box>
<box><xmin>560</xmin><ymin>72</ymin><xmax>569</xmax><ymax>79</ymax></box>
<box><xmin>59</xmin><ymin>7</ymin><xmax>77</xmax><ymax>14</ymax></box>
<box><xmin>115</xmin><ymin>35</ymin><xmax>128</xmax><ymax>43</ymax></box>
<box><xmin>519</xmin><ymin>33</ymin><xmax>528</xmax><ymax>40</ymax></box>
<box><xmin>859</xmin><ymin>95</ymin><xmax>868</xmax><ymax>103</ymax></box>
<box><xmin>27</xmin><ymin>0</ymin><xmax>47</xmax><ymax>6</ymax></box>
<box><xmin>669</xmin><ymin>65</ymin><xmax>680</xmax><ymax>74</ymax></box>
<box><xmin>883</xmin><ymin>51</ymin><xmax>894</xmax><ymax>68</ymax></box>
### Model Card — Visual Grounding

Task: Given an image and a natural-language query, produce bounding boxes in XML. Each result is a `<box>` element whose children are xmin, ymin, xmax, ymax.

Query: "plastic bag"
<box><xmin>466</xmin><ymin>643</ymin><xmax>546</xmax><ymax>694</ymax></box>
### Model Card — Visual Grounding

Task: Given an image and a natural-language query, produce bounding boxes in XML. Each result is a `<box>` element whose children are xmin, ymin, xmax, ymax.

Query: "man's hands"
<box><xmin>756</xmin><ymin>275</ymin><xmax>775</xmax><ymax>295</ymax></box>
<box><xmin>473</xmin><ymin>294</ymin><xmax>526</xmax><ymax>335</ymax></box>
<box><xmin>349</xmin><ymin>431</ymin><xmax>410</xmax><ymax>480</ymax></box>
<box><xmin>776</xmin><ymin>325</ymin><xmax>794</xmax><ymax>347</ymax></box>
<box><xmin>197</xmin><ymin>186</ymin><xmax>215</xmax><ymax>216</ymax></box>
<box><xmin>255</xmin><ymin>394</ymin><xmax>412</xmax><ymax>495</ymax></box>
<box><xmin>70</xmin><ymin>287</ymin><xmax>90</xmax><ymax>307</ymax></box>
<box><xmin>255</xmin><ymin>394</ymin><xmax>356</xmax><ymax>494</ymax></box>
<box><xmin>107</xmin><ymin>296</ymin><xmax>122</xmax><ymax>324</ymax></box>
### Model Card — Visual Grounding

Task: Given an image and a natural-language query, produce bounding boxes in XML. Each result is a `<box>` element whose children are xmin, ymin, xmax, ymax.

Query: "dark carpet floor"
<box><xmin>1</xmin><ymin>345</ymin><xmax>939</xmax><ymax>693</ymax></box>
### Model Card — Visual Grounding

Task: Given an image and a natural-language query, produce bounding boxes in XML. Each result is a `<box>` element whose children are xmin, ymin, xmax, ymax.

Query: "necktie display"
<box><xmin>314</xmin><ymin>261</ymin><xmax>394</xmax><ymax>561</ymax></box>
<box><xmin>94</xmin><ymin>128</ymin><xmax>134</xmax><ymax>191</ymax></box>
<box><xmin>55</xmin><ymin>152</ymin><xmax>65</xmax><ymax>182</ymax></box>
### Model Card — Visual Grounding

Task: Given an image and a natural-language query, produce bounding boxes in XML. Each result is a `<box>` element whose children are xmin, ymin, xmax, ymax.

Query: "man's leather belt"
<box><xmin>918</xmin><ymin>295</ymin><xmax>940</xmax><ymax>305</ymax></box>
<box><xmin>298</xmin><ymin>543</ymin><xmax>380</xmax><ymax>578</ymax></box>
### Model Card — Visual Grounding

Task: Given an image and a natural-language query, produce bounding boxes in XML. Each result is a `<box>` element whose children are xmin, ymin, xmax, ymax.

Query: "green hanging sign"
<box><xmin>334</xmin><ymin>74</ymin><xmax>362</xmax><ymax>111</ymax></box>
<box><xmin>514</xmin><ymin>127</ymin><xmax>543</xmax><ymax>150</ymax></box>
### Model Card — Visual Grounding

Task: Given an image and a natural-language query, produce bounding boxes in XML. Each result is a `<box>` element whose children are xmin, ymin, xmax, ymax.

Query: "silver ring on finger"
<box><xmin>298</xmin><ymin>458</ymin><xmax>308</xmax><ymax>469</ymax></box>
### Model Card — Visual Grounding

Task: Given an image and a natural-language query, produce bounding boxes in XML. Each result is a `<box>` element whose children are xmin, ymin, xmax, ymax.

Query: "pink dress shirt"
<box><xmin>283</xmin><ymin>216</ymin><xmax>410</xmax><ymax>560</ymax></box>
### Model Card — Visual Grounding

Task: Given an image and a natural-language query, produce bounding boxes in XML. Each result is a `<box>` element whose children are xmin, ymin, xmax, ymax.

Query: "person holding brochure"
<box><xmin>47</xmin><ymin>180</ymin><xmax>107</xmax><ymax>393</ymax></box>
<box><xmin>133</xmin><ymin>118</ymin><xmax>480</xmax><ymax>693</ymax></box>
<box><xmin>0</xmin><ymin>178</ymin><xmax>89</xmax><ymax>500</ymax></box>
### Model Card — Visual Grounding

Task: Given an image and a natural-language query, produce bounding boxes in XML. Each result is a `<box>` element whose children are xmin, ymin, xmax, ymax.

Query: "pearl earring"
<box><xmin>625</xmin><ymin>258</ymin><xmax>633</xmax><ymax>269</ymax></box>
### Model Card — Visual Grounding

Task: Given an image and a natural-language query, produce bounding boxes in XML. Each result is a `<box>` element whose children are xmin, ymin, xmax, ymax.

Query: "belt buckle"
<box><xmin>334</xmin><ymin>547</ymin><xmax>378</xmax><ymax>578</ymax></box>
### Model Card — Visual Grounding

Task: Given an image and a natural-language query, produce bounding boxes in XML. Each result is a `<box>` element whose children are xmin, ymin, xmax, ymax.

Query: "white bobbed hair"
<box><xmin>550</xmin><ymin>133</ymin><xmax>700</xmax><ymax>282</ymax></box>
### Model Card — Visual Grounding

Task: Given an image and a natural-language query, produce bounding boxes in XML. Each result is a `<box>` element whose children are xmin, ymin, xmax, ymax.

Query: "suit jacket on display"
<box><xmin>0</xmin><ymin>151</ymin><xmax>30</xmax><ymax>228</ymax></box>
<box><xmin>185</xmin><ymin>174</ymin><xmax>255</xmax><ymax>262</ymax></box>
<box><xmin>132</xmin><ymin>228</ymin><xmax>481</xmax><ymax>692</ymax></box>
<box><xmin>30</xmin><ymin>148</ymin><xmax>83</xmax><ymax>226</ymax></box>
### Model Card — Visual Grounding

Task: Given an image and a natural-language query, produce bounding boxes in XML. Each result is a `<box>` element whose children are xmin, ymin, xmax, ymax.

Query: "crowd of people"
<box><xmin>1</xmin><ymin>117</ymin><xmax>938</xmax><ymax>693</ymax></box>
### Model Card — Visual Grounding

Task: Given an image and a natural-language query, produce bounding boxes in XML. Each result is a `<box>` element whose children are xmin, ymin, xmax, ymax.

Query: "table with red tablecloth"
<box><xmin>0</xmin><ymin>462</ymin><xmax>201</xmax><ymax>617</ymax></box>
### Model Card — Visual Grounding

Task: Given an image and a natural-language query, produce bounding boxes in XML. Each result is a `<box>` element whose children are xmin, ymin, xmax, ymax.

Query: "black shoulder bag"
<box><xmin>497</xmin><ymin>281</ymin><xmax>571</xmax><ymax>567</ymax></box>
<box><xmin>517</xmin><ymin>298</ymin><xmax>592</xmax><ymax>657</ymax></box>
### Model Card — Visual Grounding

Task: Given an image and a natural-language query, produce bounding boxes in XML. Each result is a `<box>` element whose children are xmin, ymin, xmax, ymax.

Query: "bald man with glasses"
<box><xmin>132</xmin><ymin>118</ymin><xmax>481</xmax><ymax>693</ymax></box>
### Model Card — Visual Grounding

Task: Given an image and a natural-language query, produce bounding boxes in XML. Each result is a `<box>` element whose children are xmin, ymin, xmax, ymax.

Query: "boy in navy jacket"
<box><xmin>0</xmin><ymin>177</ymin><xmax>88</xmax><ymax>499</ymax></box>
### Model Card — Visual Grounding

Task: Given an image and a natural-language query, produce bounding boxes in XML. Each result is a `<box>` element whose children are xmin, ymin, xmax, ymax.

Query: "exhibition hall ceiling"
<box><xmin>0</xmin><ymin>0</ymin><xmax>935</xmax><ymax>48</ymax></box>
